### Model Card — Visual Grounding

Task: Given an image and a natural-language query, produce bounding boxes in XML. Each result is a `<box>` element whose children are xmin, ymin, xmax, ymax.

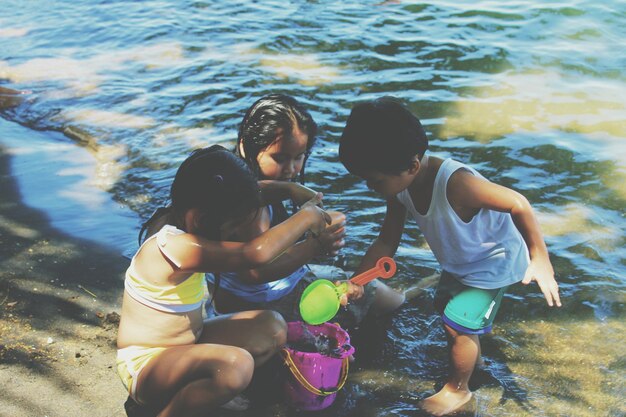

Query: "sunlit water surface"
<box><xmin>1</xmin><ymin>1</ymin><xmax>624</xmax><ymax>416</ymax></box>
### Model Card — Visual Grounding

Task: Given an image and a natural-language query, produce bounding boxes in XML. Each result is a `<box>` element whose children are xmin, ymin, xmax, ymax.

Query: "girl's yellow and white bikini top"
<box><xmin>125</xmin><ymin>225</ymin><xmax>207</xmax><ymax>313</ymax></box>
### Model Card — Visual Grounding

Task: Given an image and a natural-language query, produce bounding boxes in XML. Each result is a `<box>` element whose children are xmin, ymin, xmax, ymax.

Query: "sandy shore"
<box><xmin>0</xmin><ymin>141</ymin><xmax>129</xmax><ymax>416</ymax></box>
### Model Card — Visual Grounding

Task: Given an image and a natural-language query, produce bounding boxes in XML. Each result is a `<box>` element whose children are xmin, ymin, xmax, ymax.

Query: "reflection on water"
<box><xmin>440</xmin><ymin>70</ymin><xmax>626</xmax><ymax>143</ymax></box>
<box><xmin>61</xmin><ymin>109</ymin><xmax>155</xmax><ymax>129</ymax></box>
<box><xmin>538</xmin><ymin>204</ymin><xmax>616</xmax><ymax>238</ymax></box>
<box><xmin>0</xmin><ymin>0</ymin><xmax>624</xmax><ymax>415</ymax></box>
<box><xmin>0</xmin><ymin>26</ymin><xmax>29</xmax><ymax>38</ymax></box>
<box><xmin>260</xmin><ymin>53</ymin><xmax>343</xmax><ymax>86</ymax></box>
<box><xmin>0</xmin><ymin>42</ymin><xmax>185</xmax><ymax>94</ymax></box>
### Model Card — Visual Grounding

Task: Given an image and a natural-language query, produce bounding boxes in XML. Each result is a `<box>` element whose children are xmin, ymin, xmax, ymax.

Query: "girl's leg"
<box><xmin>403</xmin><ymin>272</ymin><xmax>440</xmax><ymax>302</ymax></box>
<box><xmin>199</xmin><ymin>309</ymin><xmax>287</xmax><ymax>366</ymax></box>
<box><xmin>209</xmin><ymin>282</ymin><xmax>259</xmax><ymax>314</ymax></box>
<box><xmin>420</xmin><ymin>323</ymin><xmax>476</xmax><ymax>416</ymax></box>
<box><xmin>137</xmin><ymin>344</ymin><xmax>255</xmax><ymax>417</ymax></box>
<box><xmin>369</xmin><ymin>280</ymin><xmax>405</xmax><ymax>316</ymax></box>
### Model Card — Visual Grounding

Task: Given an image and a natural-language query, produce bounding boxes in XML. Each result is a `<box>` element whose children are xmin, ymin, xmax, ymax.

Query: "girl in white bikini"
<box><xmin>116</xmin><ymin>145</ymin><xmax>331</xmax><ymax>417</ymax></box>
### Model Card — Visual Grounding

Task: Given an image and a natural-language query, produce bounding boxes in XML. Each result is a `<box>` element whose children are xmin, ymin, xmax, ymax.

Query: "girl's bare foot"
<box><xmin>419</xmin><ymin>382</ymin><xmax>472</xmax><ymax>416</ymax></box>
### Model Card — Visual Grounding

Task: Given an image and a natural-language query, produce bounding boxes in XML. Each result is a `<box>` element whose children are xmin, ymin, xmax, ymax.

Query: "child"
<box><xmin>206</xmin><ymin>93</ymin><xmax>405</xmax><ymax>329</ymax></box>
<box><xmin>338</xmin><ymin>96</ymin><xmax>561</xmax><ymax>416</ymax></box>
<box><xmin>116</xmin><ymin>145</ymin><xmax>331</xmax><ymax>417</ymax></box>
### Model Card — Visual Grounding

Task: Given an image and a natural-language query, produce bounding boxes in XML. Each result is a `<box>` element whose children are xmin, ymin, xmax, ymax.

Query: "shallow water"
<box><xmin>1</xmin><ymin>1</ymin><xmax>624</xmax><ymax>415</ymax></box>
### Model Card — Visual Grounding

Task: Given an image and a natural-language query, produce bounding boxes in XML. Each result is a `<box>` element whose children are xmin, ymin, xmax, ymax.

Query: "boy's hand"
<box><xmin>522</xmin><ymin>256</ymin><xmax>561</xmax><ymax>307</ymax></box>
<box><xmin>336</xmin><ymin>280</ymin><xmax>364</xmax><ymax>305</ymax></box>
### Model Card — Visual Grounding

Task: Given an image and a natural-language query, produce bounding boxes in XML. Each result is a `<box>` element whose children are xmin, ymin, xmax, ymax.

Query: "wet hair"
<box><xmin>235</xmin><ymin>93</ymin><xmax>317</xmax><ymax>183</ymax></box>
<box><xmin>138</xmin><ymin>145</ymin><xmax>261</xmax><ymax>244</ymax></box>
<box><xmin>339</xmin><ymin>96</ymin><xmax>428</xmax><ymax>176</ymax></box>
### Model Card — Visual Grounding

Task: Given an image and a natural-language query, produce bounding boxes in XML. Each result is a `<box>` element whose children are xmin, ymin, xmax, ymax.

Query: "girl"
<box><xmin>116</xmin><ymin>145</ymin><xmax>331</xmax><ymax>417</ymax></box>
<box><xmin>206</xmin><ymin>94</ymin><xmax>406</xmax><ymax>328</ymax></box>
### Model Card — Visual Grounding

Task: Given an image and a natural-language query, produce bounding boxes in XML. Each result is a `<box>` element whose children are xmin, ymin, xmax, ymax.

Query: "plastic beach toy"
<box><xmin>299</xmin><ymin>257</ymin><xmax>396</xmax><ymax>325</ymax></box>
<box><xmin>282</xmin><ymin>321</ymin><xmax>355</xmax><ymax>410</ymax></box>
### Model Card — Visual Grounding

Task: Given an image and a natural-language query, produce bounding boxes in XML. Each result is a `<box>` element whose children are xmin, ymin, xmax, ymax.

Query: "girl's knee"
<box><xmin>246</xmin><ymin>310</ymin><xmax>287</xmax><ymax>358</ymax></box>
<box><xmin>258</xmin><ymin>310</ymin><xmax>287</xmax><ymax>345</ymax></box>
<box><xmin>372</xmin><ymin>283</ymin><xmax>405</xmax><ymax>314</ymax></box>
<box><xmin>216</xmin><ymin>348</ymin><xmax>254</xmax><ymax>393</ymax></box>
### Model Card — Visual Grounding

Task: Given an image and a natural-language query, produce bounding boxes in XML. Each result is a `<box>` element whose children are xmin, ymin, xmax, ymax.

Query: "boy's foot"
<box><xmin>419</xmin><ymin>383</ymin><xmax>472</xmax><ymax>416</ymax></box>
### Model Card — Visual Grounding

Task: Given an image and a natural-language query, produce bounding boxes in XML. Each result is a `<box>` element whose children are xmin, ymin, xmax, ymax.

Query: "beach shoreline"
<box><xmin>0</xmin><ymin>124</ymin><xmax>129</xmax><ymax>416</ymax></box>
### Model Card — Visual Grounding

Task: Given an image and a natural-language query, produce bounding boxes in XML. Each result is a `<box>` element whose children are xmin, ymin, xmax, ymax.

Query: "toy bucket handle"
<box><xmin>280</xmin><ymin>348</ymin><xmax>350</xmax><ymax>396</ymax></box>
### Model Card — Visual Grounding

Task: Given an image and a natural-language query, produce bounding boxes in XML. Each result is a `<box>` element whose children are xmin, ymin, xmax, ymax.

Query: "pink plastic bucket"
<box><xmin>281</xmin><ymin>321</ymin><xmax>355</xmax><ymax>411</ymax></box>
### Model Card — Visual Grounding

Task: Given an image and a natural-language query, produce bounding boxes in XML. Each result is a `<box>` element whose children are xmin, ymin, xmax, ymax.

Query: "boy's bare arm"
<box><xmin>448</xmin><ymin>171</ymin><xmax>561</xmax><ymax>307</ymax></box>
<box><xmin>354</xmin><ymin>197</ymin><xmax>406</xmax><ymax>275</ymax></box>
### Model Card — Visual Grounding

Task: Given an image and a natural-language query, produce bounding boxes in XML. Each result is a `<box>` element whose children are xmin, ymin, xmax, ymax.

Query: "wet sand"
<box><xmin>0</xmin><ymin>137</ymin><xmax>129</xmax><ymax>416</ymax></box>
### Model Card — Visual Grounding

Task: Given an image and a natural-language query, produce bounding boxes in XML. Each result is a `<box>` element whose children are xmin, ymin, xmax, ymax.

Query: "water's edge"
<box><xmin>0</xmin><ymin>117</ymin><xmax>138</xmax><ymax>255</ymax></box>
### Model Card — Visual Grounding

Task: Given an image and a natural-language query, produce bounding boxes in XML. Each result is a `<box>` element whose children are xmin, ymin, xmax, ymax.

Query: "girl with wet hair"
<box><xmin>117</xmin><ymin>145</ymin><xmax>331</xmax><ymax>417</ymax></box>
<box><xmin>236</xmin><ymin>93</ymin><xmax>317</xmax><ymax>184</ymax></box>
<box><xmin>206</xmin><ymin>95</ymin><xmax>406</xmax><ymax>330</ymax></box>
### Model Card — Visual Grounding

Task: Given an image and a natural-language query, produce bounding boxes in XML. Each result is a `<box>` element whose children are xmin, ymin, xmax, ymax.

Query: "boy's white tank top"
<box><xmin>396</xmin><ymin>158</ymin><xmax>529</xmax><ymax>289</ymax></box>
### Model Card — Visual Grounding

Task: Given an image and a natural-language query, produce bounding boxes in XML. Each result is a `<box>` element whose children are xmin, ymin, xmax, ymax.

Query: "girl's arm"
<box><xmin>237</xmin><ymin>238</ymin><xmax>327</xmax><ymax>283</ymax></box>
<box><xmin>230</xmin><ymin>211</ymin><xmax>346</xmax><ymax>284</ymax></box>
<box><xmin>447</xmin><ymin>170</ymin><xmax>561</xmax><ymax>307</ymax></box>
<box><xmin>258</xmin><ymin>180</ymin><xmax>319</xmax><ymax>206</ymax></box>
<box><xmin>165</xmin><ymin>195</ymin><xmax>331</xmax><ymax>274</ymax></box>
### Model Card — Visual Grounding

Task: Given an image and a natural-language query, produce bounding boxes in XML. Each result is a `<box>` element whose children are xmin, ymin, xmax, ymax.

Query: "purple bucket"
<box><xmin>281</xmin><ymin>321</ymin><xmax>355</xmax><ymax>411</ymax></box>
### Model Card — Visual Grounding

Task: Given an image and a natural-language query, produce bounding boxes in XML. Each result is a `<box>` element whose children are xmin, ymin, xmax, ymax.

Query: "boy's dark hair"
<box><xmin>236</xmin><ymin>93</ymin><xmax>317</xmax><ymax>183</ymax></box>
<box><xmin>139</xmin><ymin>145</ymin><xmax>261</xmax><ymax>243</ymax></box>
<box><xmin>339</xmin><ymin>96</ymin><xmax>428</xmax><ymax>176</ymax></box>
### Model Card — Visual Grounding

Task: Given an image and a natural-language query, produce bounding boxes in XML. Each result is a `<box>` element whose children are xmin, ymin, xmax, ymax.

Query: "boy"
<box><xmin>338</xmin><ymin>96</ymin><xmax>561</xmax><ymax>416</ymax></box>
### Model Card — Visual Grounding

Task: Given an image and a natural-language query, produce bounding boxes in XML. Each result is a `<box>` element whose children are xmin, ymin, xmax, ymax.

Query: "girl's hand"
<box><xmin>288</xmin><ymin>183</ymin><xmax>319</xmax><ymax>207</ymax></box>
<box><xmin>312</xmin><ymin>220</ymin><xmax>346</xmax><ymax>256</ymax></box>
<box><xmin>522</xmin><ymin>255</ymin><xmax>561</xmax><ymax>307</ymax></box>
<box><xmin>301</xmin><ymin>193</ymin><xmax>331</xmax><ymax>236</ymax></box>
<box><xmin>336</xmin><ymin>281</ymin><xmax>364</xmax><ymax>306</ymax></box>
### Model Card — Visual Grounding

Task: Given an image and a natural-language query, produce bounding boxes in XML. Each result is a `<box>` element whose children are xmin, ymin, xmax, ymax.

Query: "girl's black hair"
<box><xmin>138</xmin><ymin>144</ymin><xmax>261</xmax><ymax>243</ymax></box>
<box><xmin>138</xmin><ymin>145</ymin><xmax>261</xmax><ymax>309</ymax></box>
<box><xmin>235</xmin><ymin>93</ymin><xmax>317</xmax><ymax>184</ymax></box>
